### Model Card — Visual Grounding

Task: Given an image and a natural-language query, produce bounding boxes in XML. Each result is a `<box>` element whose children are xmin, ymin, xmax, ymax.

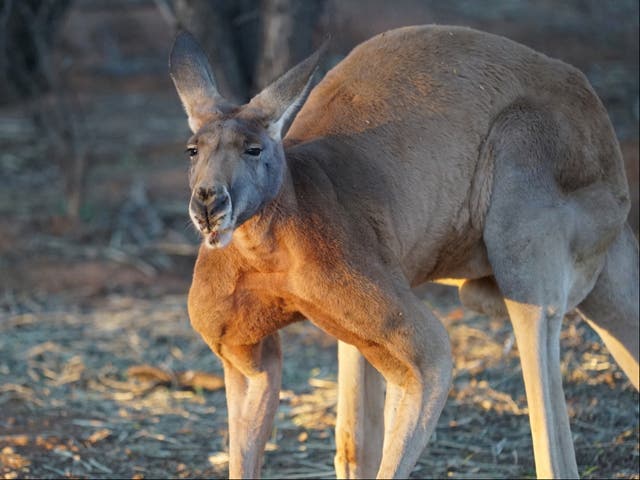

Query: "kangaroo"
<box><xmin>169</xmin><ymin>25</ymin><xmax>639</xmax><ymax>479</ymax></box>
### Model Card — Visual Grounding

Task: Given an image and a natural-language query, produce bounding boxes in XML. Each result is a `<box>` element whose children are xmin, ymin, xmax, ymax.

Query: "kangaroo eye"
<box><xmin>244</xmin><ymin>147</ymin><xmax>262</xmax><ymax>156</ymax></box>
<box><xmin>185</xmin><ymin>146</ymin><xmax>198</xmax><ymax>158</ymax></box>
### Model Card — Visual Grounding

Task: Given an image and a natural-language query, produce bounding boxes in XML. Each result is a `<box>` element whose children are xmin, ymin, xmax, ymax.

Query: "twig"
<box><xmin>87</xmin><ymin>457</ymin><xmax>113</xmax><ymax>474</ymax></box>
<box><xmin>103</xmin><ymin>247</ymin><xmax>157</xmax><ymax>277</ymax></box>
<box><xmin>42</xmin><ymin>465</ymin><xmax>67</xmax><ymax>476</ymax></box>
<box><xmin>436</xmin><ymin>439</ymin><xmax>485</xmax><ymax>453</ymax></box>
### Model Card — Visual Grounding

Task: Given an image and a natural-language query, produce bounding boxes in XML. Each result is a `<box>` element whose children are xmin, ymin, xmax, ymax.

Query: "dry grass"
<box><xmin>0</xmin><ymin>286</ymin><xmax>637</xmax><ymax>479</ymax></box>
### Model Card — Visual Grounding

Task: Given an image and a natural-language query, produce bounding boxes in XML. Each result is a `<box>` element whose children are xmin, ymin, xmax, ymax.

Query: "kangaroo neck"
<box><xmin>228</xmin><ymin>164</ymin><xmax>299</xmax><ymax>270</ymax></box>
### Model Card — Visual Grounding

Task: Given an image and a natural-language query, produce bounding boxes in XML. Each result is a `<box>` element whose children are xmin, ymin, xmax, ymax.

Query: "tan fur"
<box><xmin>170</xmin><ymin>25</ymin><xmax>639</xmax><ymax>479</ymax></box>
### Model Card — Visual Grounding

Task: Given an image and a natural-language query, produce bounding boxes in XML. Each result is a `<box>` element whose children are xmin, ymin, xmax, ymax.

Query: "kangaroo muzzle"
<box><xmin>189</xmin><ymin>185</ymin><xmax>234</xmax><ymax>248</ymax></box>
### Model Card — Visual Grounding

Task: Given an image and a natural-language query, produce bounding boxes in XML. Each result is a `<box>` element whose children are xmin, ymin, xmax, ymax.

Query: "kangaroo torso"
<box><xmin>285</xmin><ymin>25</ymin><xmax>626</xmax><ymax>283</ymax></box>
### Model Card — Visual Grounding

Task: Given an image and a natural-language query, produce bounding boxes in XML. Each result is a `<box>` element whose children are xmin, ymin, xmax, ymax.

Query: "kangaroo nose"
<box><xmin>194</xmin><ymin>185</ymin><xmax>229</xmax><ymax>214</ymax></box>
<box><xmin>196</xmin><ymin>186</ymin><xmax>214</xmax><ymax>202</ymax></box>
<box><xmin>210</xmin><ymin>192</ymin><xmax>229</xmax><ymax>213</ymax></box>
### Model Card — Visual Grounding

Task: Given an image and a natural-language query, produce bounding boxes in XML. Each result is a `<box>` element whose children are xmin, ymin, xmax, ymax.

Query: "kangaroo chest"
<box><xmin>188</xmin><ymin>264</ymin><xmax>302</xmax><ymax>349</ymax></box>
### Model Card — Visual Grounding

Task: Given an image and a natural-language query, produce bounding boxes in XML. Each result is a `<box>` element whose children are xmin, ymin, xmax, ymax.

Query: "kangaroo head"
<box><xmin>169</xmin><ymin>32</ymin><xmax>325</xmax><ymax>248</ymax></box>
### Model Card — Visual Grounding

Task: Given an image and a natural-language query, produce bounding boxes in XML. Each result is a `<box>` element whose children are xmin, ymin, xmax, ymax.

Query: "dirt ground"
<box><xmin>1</xmin><ymin>1</ymin><xmax>638</xmax><ymax>479</ymax></box>
<box><xmin>0</xmin><ymin>285</ymin><xmax>638</xmax><ymax>479</ymax></box>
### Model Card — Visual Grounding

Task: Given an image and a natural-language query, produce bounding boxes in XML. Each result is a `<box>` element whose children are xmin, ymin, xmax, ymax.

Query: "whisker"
<box><xmin>184</xmin><ymin>218</ymin><xmax>199</xmax><ymax>234</ymax></box>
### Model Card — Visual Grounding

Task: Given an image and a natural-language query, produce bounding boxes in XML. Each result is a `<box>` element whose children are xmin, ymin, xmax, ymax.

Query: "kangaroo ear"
<box><xmin>248</xmin><ymin>38</ymin><xmax>329</xmax><ymax>140</ymax></box>
<box><xmin>170</xmin><ymin>31</ymin><xmax>227</xmax><ymax>132</ymax></box>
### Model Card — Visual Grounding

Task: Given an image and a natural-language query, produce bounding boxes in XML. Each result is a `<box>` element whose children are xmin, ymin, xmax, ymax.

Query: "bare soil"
<box><xmin>1</xmin><ymin>282</ymin><xmax>638</xmax><ymax>479</ymax></box>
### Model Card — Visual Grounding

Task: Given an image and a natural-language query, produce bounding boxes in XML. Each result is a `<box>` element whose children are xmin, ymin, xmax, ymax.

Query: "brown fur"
<box><xmin>170</xmin><ymin>25</ymin><xmax>637</xmax><ymax>479</ymax></box>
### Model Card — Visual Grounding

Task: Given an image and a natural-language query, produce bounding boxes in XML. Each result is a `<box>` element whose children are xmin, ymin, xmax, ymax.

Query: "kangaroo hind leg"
<box><xmin>334</xmin><ymin>340</ymin><xmax>385</xmax><ymax>479</ymax></box>
<box><xmin>577</xmin><ymin>223</ymin><xmax>639</xmax><ymax>389</ymax></box>
<box><xmin>485</xmin><ymin>200</ymin><xmax>579</xmax><ymax>478</ymax></box>
<box><xmin>480</xmin><ymin>104</ymin><xmax>628</xmax><ymax>478</ymax></box>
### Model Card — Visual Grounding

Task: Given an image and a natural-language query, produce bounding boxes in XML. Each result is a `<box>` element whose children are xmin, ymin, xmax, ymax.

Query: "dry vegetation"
<box><xmin>0</xmin><ymin>287</ymin><xmax>638</xmax><ymax>479</ymax></box>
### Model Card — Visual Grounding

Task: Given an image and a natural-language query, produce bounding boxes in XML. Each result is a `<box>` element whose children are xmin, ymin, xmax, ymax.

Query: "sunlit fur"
<box><xmin>170</xmin><ymin>26</ymin><xmax>638</xmax><ymax>480</ymax></box>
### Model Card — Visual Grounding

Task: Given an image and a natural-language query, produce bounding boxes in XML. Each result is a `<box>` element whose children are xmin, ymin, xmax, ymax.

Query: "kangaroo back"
<box><xmin>285</xmin><ymin>25</ymin><xmax>629</xmax><ymax>279</ymax></box>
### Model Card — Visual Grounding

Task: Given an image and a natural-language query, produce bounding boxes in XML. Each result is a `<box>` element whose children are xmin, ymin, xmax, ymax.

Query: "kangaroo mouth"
<box><xmin>189</xmin><ymin>197</ymin><xmax>234</xmax><ymax>249</ymax></box>
<box><xmin>207</xmin><ymin>227</ymin><xmax>233</xmax><ymax>248</ymax></box>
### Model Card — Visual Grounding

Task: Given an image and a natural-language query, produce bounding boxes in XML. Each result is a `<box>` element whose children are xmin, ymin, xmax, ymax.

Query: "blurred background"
<box><xmin>0</xmin><ymin>1</ymin><xmax>638</xmax><ymax>479</ymax></box>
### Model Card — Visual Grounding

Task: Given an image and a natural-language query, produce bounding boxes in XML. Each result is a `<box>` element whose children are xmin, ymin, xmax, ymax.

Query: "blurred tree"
<box><xmin>0</xmin><ymin>0</ymin><xmax>88</xmax><ymax>222</ymax></box>
<box><xmin>256</xmin><ymin>0</ymin><xmax>325</xmax><ymax>89</ymax></box>
<box><xmin>169</xmin><ymin>0</ymin><xmax>326</xmax><ymax>102</ymax></box>
<box><xmin>171</xmin><ymin>0</ymin><xmax>256</xmax><ymax>102</ymax></box>
<box><xmin>0</xmin><ymin>0</ymin><xmax>70</xmax><ymax>104</ymax></box>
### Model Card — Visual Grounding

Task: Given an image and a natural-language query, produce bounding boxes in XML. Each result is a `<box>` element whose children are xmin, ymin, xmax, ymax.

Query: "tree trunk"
<box><xmin>172</xmin><ymin>0</ymin><xmax>258</xmax><ymax>102</ymax></box>
<box><xmin>171</xmin><ymin>0</ymin><xmax>325</xmax><ymax>100</ymax></box>
<box><xmin>255</xmin><ymin>0</ymin><xmax>326</xmax><ymax>92</ymax></box>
